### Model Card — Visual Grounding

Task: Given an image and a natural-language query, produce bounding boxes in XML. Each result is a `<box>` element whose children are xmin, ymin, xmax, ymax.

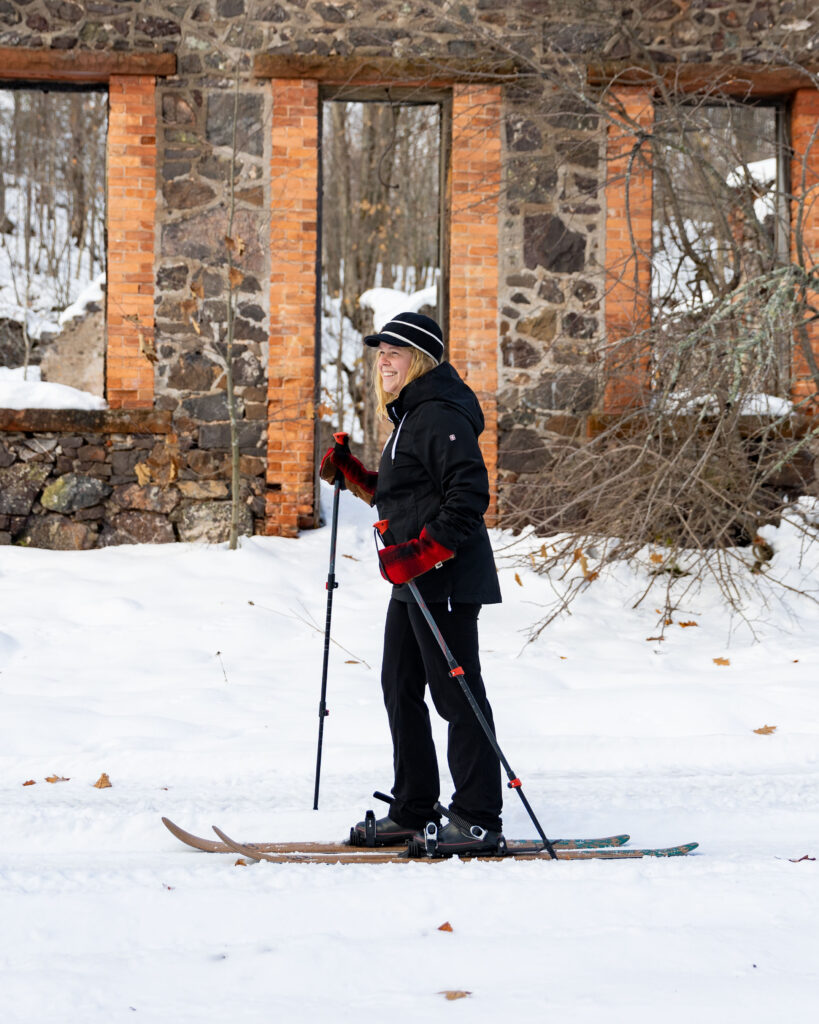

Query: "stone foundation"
<box><xmin>0</xmin><ymin>409</ymin><xmax>262</xmax><ymax>548</ymax></box>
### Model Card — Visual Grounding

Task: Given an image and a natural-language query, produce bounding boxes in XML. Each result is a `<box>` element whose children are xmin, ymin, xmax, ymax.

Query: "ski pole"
<box><xmin>312</xmin><ymin>431</ymin><xmax>347</xmax><ymax>810</ymax></box>
<box><xmin>374</xmin><ymin>520</ymin><xmax>558</xmax><ymax>859</ymax></box>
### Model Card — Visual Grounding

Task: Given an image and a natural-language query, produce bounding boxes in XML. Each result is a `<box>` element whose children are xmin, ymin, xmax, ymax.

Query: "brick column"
<box><xmin>106</xmin><ymin>75</ymin><xmax>156</xmax><ymax>409</ymax></box>
<box><xmin>450</xmin><ymin>85</ymin><xmax>501</xmax><ymax>524</ymax></box>
<box><xmin>791</xmin><ymin>88</ymin><xmax>819</xmax><ymax>410</ymax></box>
<box><xmin>266</xmin><ymin>79</ymin><xmax>319</xmax><ymax>537</ymax></box>
<box><xmin>603</xmin><ymin>86</ymin><xmax>654</xmax><ymax>412</ymax></box>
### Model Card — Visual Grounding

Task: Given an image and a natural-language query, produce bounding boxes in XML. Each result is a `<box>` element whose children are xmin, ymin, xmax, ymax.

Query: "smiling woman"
<box><xmin>321</xmin><ymin>309</ymin><xmax>505</xmax><ymax>855</ymax></box>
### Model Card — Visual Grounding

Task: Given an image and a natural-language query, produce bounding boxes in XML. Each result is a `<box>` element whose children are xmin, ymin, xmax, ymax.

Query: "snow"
<box><xmin>58</xmin><ymin>273</ymin><xmax>106</xmax><ymax>328</ymax></box>
<box><xmin>0</xmin><ymin>366</ymin><xmax>107</xmax><ymax>411</ymax></box>
<box><xmin>726</xmin><ymin>157</ymin><xmax>778</xmax><ymax>221</ymax></box>
<box><xmin>1</xmin><ymin>492</ymin><xmax>818</xmax><ymax>1022</ymax></box>
<box><xmin>666</xmin><ymin>388</ymin><xmax>794</xmax><ymax>417</ymax></box>
<box><xmin>359</xmin><ymin>283</ymin><xmax>438</xmax><ymax>330</ymax></box>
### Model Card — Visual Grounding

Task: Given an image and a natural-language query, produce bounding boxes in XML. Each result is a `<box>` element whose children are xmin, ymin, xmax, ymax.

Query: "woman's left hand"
<box><xmin>377</xmin><ymin>527</ymin><xmax>454</xmax><ymax>585</ymax></box>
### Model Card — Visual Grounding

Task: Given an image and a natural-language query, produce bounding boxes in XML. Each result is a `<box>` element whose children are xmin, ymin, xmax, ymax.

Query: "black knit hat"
<box><xmin>364</xmin><ymin>311</ymin><xmax>444</xmax><ymax>364</ymax></box>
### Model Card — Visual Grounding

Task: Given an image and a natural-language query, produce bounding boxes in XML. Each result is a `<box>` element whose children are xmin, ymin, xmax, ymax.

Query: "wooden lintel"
<box><xmin>0</xmin><ymin>49</ymin><xmax>176</xmax><ymax>84</ymax></box>
<box><xmin>0</xmin><ymin>408</ymin><xmax>173</xmax><ymax>435</ymax></box>
<box><xmin>253</xmin><ymin>53</ymin><xmax>519</xmax><ymax>86</ymax></box>
<box><xmin>588</xmin><ymin>61</ymin><xmax>819</xmax><ymax>98</ymax></box>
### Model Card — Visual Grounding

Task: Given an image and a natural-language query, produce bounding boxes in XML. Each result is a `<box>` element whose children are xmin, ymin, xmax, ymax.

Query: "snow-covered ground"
<box><xmin>0</xmin><ymin>365</ymin><xmax>107</xmax><ymax>411</ymax></box>
<box><xmin>1</xmin><ymin>491</ymin><xmax>818</xmax><ymax>1022</ymax></box>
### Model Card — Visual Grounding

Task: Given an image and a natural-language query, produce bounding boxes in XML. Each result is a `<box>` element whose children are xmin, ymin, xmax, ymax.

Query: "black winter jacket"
<box><xmin>374</xmin><ymin>361</ymin><xmax>502</xmax><ymax>606</ymax></box>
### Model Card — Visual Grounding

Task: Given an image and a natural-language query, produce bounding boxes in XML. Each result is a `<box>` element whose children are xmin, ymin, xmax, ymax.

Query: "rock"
<box><xmin>524</xmin><ymin>213</ymin><xmax>586</xmax><ymax>273</ymax></box>
<box><xmin>206</xmin><ymin>92</ymin><xmax>264</xmax><ymax>157</ymax></box>
<box><xmin>501</xmin><ymin>336</ymin><xmax>540</xmax><ymax>369</ymax></box>
<box><xmin>17</xmin><ymin>514</ymin><xmax>97</xmax><ymax>551</ymax></box>
<box><xmin>498</xmin><ymin>427</ymin><xmax>553</xmax><ymax>474</ymax></box>
<box><xmin>111</xmin><ymin>484</ymin><xmax>180</xmax><ymax>514</ymax></box>
<box><xmin>517</xmin><ymin>308</ymin><xmax>557</xmax><ymax>343</ymax></box>
<box><xmin>163</xmin><ymin>179</ymin><xmax>217</xmax><ymax>211</ymax></box>
<box><xmin>505</xmin><ymin>115</ymin><xmax>543</xmax><ymax>152</ymax></box>
<box><xmin>198</xmin><ymin>421</ymin><xmax>264</xmax><ymax>452</ymax></box>
<box><xmin>177</xmin><ymin>480</ymin><xmax>230</xmax><ymax>499</ymax></box>
<box><xmin>185</xmin><ymin>449</ymin><xmax>231</xmax><ymax>479</ymax></box>
<box><xmin>538</xmin><ymin>277</ymin><xmax>565</xmax><ymax>304</ymax></box>
<box><xmin>563</xmin><ymin>312</ymin><xmax>597</xmax><ymax>339</ymax></box>
<box><xmin>157</xmin><ymin>264</ymin><xmax>189</xmax><ymax>291</ymax></box>
<box><xmin>526</xmin><ymin>373</ymin><xmax>596</xmax><ymax>413</ymax></box>
<box><xmin>506</xmin><ymin>158</ymin><xmax>558</xmax><ymax>202</ymax></box>
<box><xmin>99</xmin><ymin>511</ymin><xmax>177</xmax><ymax>546</ymax></box>
<box><xmin>239</xmin><ymin>455</ymin><xmax>267</xmax><ymax>477</ymax></box>
<box><xmin>182</xmin><ymin>392</ymin><xmax>231</xmax><ymax>421</ymax></box>
<box><xmin>0</xmin><ymin>463</ymin><xmax>51</xmax><ymax>515</ymax></box>
<box><xmin>176</xmin><ymin>499</ymin><xmax>253</xmax><ymax>543</ymax></box>
<box><xmin>168</xmin><ymin>352</ymin><xmax>221</xmax><ymax>391</ymax></box>
<box><xmin>40</xmin><ymin>473</ymin><xmax>112</xmax><ymax>513</ymax></box>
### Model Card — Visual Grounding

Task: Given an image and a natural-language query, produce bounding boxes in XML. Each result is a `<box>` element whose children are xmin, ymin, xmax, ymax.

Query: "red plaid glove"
<box><xmin>319</xmin><ymin>439</ymin><xmax>377</xmax><ymax>506</ymax></box>
<box><xmin>377</xmin><ymin>527</ymin><xmax>455</xmax><ymax>584</ymax></box>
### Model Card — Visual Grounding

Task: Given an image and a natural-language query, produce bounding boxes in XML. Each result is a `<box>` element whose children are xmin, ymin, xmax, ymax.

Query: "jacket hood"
<box><xmin>387</xmin><ymin>362</ymin><xmax>485</xmax><ymax>435</ymax></box>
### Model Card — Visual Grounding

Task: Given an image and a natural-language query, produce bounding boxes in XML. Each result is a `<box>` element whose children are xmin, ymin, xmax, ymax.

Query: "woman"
<box><xmin>320</xmin><ymin>311</ymin><xmax>503</xmax><ymax>855</ymax></box>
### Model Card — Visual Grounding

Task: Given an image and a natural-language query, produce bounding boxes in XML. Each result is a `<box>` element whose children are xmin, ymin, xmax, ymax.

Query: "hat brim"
<box><xmin>363</xmin><ymin>332</ymin><xmax>406</xmax><ymax>348</ymax></box>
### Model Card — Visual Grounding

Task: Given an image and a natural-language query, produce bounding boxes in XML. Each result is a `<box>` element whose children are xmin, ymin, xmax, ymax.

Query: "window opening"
<box><xmin>0</xmin><ymin>83</ymin><xmax>107</xmax><ymax>410</ymax></box>
<box><xmin>650</xmin><ymin>101</ymin><xmax>790</xmax><ymax>395</ymax></box>
<box><xmin>318</xmin><ymin>95</ymin><xmax>444</xmax><ymax>468</ymax></box>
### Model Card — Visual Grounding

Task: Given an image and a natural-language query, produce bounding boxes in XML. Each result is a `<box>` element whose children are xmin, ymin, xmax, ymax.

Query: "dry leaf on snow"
<box><xmin>22</xmin><ymin>780</ymin><xmax>36</xmax><ymax>787</ymax></box>
<box><xmin>438</xmin><ymin>922</ymin><xmax>453</xmax><ymax>932</ymax></box>
<box><xmin>753</xmin><ymin>725</ymin><xmax>777</xmax><ymax>735</ymax></box>
<box><xmin>514</xmin><ymin>573</ymin><xmax>523</xmax><ymax>587</ymax></box>
<box><xmin>713</xmin><ymin>657</ymin><xmax>730</xmax><ymax>666</ymax></box>
<box><xmin>45</xmin><ymin>774</ymin><xmax>69</xmax><ymax>783</ymax></box>
<box><xmin>93</xmin><ymin>773</ymin><xmax>112</xmax><ymax>789</ymax></box>
<box><xmin>789</xmin><ymin>854</ymin><xmax>815</xmax><ymax>863</ymax></box>
<box><xmin>439</xmin><ymin>991</ymin><xmax>471</xmax><ymax>1000</ymax></box>
<box><xmin>679</xmin><ymin>621</ymin><xmax>698</xmax><ymax>628</ymax></box>
<box><xmin>650</xmin><ymin>553</ymin><xmax>665</xmax><ymax>564</ymax></box>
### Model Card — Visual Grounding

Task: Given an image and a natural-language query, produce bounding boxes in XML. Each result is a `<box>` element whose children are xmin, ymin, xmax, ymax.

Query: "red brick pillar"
<box><xmin>450</xmin><ymin>85</ymin><xmax>501</xmax><ymax>524</ymax></box>
<box><xmin>603</xmin><ymin>86</ymin><xmax>654</xmax><ymax>412</ymax></box>
<box><xmin>106</xmin><ymin>75</ymin><xmax>156</xmax><ymax>409</ymax></box>
<box><xmin>791</xmin><ymin>88</ymin><xmax>819</xmax><ymax>410</ymax></box>
<box><xmin>266</xmin><ymin>79</ymin><xmax>320</xmax><ymax>537</ymax></box>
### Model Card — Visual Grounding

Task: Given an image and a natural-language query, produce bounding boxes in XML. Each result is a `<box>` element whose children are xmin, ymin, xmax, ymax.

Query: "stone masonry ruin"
<box><xmin>1</xmin><ymin>1</ymin><xmax>818</xmax><ymax>547</ymax></box>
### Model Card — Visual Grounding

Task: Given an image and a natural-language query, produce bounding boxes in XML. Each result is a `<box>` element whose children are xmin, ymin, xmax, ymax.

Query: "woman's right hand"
<box><xmin>319</xmin><ymin>438</ymin><xmax>378</xmax><ymax>505</ymax></box>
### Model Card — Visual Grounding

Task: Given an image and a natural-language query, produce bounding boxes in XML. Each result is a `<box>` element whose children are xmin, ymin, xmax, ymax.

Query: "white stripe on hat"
<box><xmin>389</xmin><ymin>317</ymin><xmax>443</xmax><ymax>349</ymax></box>
<box><xmin>378</xmin><ymin>329</ymin><xmax>442</xmax><ymax>363</ymax></box>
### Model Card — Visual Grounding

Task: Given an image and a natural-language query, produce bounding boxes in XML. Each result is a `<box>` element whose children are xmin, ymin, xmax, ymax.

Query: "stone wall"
<box><xmin>1</xmin><ymin>0</ymin><xmax>818</xmax><ymax>545</ymax></box>
<box><xmin>0</xmin><ymin>410</ymin><xmax>261</xmax><ymax>547</ymax></box>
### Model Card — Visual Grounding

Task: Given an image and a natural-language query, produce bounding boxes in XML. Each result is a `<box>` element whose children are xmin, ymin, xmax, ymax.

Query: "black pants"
<box><xmin>380</xmin><ymin>598</ymin><xmax>503</xmax><ymax>832</ymax></box>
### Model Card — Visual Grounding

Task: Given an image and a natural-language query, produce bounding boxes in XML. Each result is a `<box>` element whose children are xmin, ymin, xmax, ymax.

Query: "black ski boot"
<box><xmin>409</xmin><ymin>807</ymin><xmax>506</xmax><ymax>857</ymax></box>
<box><xmin>349</xmin><ymin>809</ymin><xmax>417</xmax><ymax>848</ymax></box>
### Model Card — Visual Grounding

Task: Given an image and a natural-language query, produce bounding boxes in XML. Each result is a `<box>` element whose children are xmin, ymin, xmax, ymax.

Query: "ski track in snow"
<box><xmin>1</xmin><ymin>498</ymin><xmax>818</xmax><ymax>1022</ymax></box>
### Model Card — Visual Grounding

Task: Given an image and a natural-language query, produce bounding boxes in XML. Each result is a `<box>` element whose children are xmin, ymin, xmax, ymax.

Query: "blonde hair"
<box><xmin>372</xmin><ymin>346</ymin><xmax>438</xmax><ymax>420</ymax></box>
